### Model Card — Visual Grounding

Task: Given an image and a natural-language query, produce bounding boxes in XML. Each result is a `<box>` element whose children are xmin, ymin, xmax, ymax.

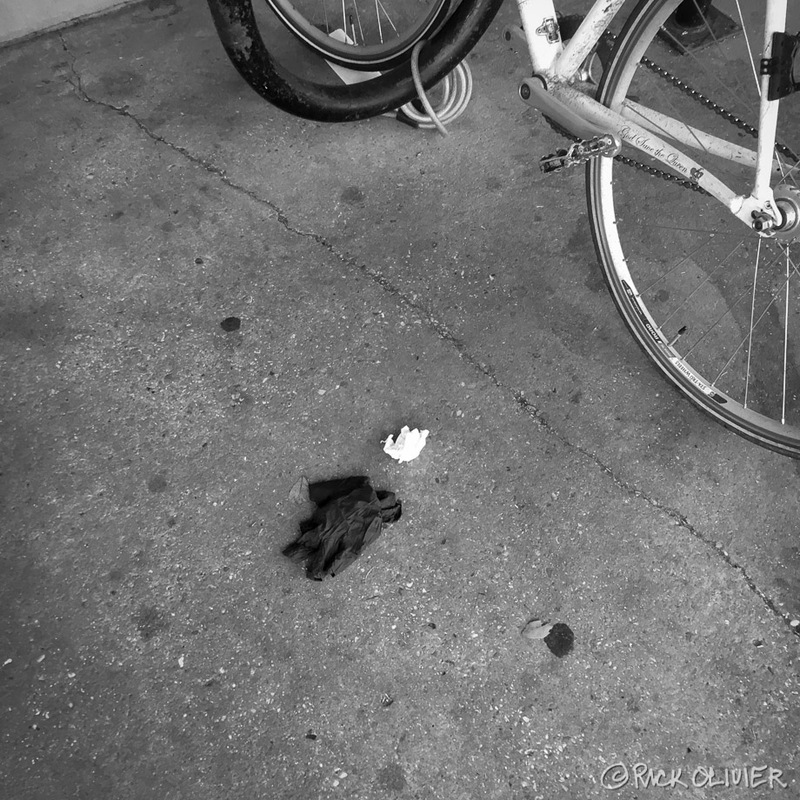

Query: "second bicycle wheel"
<box><xmin>588</xmin><ymin>0</ymin><xmax>800</xmax><ymax>457</ymax></box>
<box><xmin>208</xmin><ymin>0</ymin><xmax>503</xmax><ymax>120</ymax></box>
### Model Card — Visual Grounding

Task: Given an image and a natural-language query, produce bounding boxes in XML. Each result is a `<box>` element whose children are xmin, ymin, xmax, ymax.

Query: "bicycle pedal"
<box><xmin>540</xmin><ymin>147</ymin><xmax>573</xmax><ymax>173</ymax></box>
<box><xmin>540</xmin><ymin>134</ymin><xmax>619</xmax><ymax>173</ymax></box>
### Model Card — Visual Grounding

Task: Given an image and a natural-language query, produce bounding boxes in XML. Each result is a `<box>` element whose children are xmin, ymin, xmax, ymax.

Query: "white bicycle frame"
<box><xmin>515</xmin><ymin>0</ymin><xmax>788</xmax><ymax>229</ymax></box>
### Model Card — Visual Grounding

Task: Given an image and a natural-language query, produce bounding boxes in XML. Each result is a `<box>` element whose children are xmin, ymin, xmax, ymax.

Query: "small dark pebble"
<box><xmin>305</xmin><ymin>731</ymin><xmax>317</xmax><ymax>740</ymax></box>
<box><xmin>195</xmin><ymin>257</ymin><xmax>204</xmax><ymax>264</ymax></box>
<box><xmin>340</xmin><ymin>186</ymin><xmax>365</xmax><ymax>205</ymax></box>
<box><xmin>220</xmin><ymin>316</ymin><xmax>241</xmax><ymax>332</ymax></box>
<box><xmin>427</xmin><ymin>622</ymin><xmax>436</xmax><ymax>629</ymax></box>
<box><xmin>544</xmin><ymin>622</ymin><xmax>574</xmax><ymax>657</ymax></box>
<box><xmin>133</xmin><ymin>604</ymin><xmax>169</xmax><ymax>641</ymax></box>
<box><xmin>376</xmin><ymin>762</ymin><xmax>406</xmax><ymax>792</ymax></box>
<box><xmin>147</xmin><ymin>474</ymin><xmax>168</xmax><ymax>494</ymax></box>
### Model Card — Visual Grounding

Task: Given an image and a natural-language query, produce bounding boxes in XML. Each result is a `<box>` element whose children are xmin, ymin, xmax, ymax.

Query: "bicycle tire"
<box><xmin>587</xmin><ymin>0</ymin><xmax>800</xmax><ymax>457</ymax></box>
<box><xmin>206</xmin><ymin>0</ymin><xmax>503</xmax><ymax>121</ymax></box>
<box><xmin>263</xmin><ymin>0</ymin><xmax>453</xmax><ymax>69</ymax></box>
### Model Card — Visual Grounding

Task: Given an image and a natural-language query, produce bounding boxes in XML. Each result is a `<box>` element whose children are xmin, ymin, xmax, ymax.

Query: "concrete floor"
<box><xmin>1</xmin><ymin>0</ymin><xmax>799</xmax><ymax>798</ymax></box>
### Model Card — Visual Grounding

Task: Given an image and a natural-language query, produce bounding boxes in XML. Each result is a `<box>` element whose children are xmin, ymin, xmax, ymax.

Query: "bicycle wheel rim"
<box><xmin>263</xmin><ymin>0</ymin><xmax>452</xmax><ymax>68</ymax></box>
<box><xmin>588</xmin><ymin>0</ymin><xmax>800</xmax><ymax>457</ymax></box>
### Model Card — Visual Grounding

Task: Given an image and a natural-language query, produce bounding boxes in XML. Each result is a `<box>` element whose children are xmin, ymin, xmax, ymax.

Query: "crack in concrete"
<box><xmin>58</xmin><ymin>33</ymin><xmax>84</xmax><ymax>95</ymax></box>
<box><xmin>58</xmin><ymin>34</ymin><xmax>798</xmax><ymax>637</ymax></box>
<box><xmin>58</xmin><ymin>32</ymin><xmax>294</xmax><ymax>228</ymax></box>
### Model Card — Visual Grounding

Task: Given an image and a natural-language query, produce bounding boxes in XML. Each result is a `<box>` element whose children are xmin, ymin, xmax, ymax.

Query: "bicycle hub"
<box><xmin>773</xmin><ymin>185</ymin><xmax>800</xmax><ymax>239</ymax></box>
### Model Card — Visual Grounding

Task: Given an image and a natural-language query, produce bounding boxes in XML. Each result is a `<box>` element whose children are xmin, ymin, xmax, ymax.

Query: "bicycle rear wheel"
<box><xmin>588</xmin><ymin>0</ymin><xmax>800</xmax><ymax>456</ymax></box>
<box><xmin>207</xmin><ymin>0</ymin><xmax>503</xmax><ymax>120</ymax></box>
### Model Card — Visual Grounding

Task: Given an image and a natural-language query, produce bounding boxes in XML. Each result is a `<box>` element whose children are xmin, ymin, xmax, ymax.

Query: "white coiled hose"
<box><xmin>399</xmin><ymin>41</ymin><xmax>473</xmax><ymax>136</ymax></box>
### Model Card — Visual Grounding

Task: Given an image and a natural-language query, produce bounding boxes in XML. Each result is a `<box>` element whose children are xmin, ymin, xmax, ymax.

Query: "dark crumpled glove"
<box><xmin>282</xmin><ymin>476</ymin><xmax>401</xmax><ymax>580</ymax></box>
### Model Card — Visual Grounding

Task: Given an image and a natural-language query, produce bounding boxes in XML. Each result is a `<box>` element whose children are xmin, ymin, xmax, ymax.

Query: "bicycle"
<box><xmin>207</xmin><ymin>0</ymin><xmax>800</xmax><ymax>458</ymax></box>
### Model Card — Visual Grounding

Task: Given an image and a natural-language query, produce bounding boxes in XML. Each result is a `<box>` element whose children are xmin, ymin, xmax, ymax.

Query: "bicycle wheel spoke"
<box><xmin>374</xmin><ymin>0</ymin><xmax>383</xmax><ymax>42</ymax></box>
<box><xmin>783</xmin><ymin>247</ymin><xmax>790</xmax><ymax>423</ymax></box>
<box><xmin>375</xmin><ymin>0</ymin><xmax>400</xmax><ymax>36</ymax></box>
<box><xmin>743</xmin><ymin>238</ymin><xmax>763</xmax><ymax>408</ymax></box>
<box><xmin>732</xmin><ymin>0</ymin><xmax>761</xmax><ymax>96</ymax></box>
<box><xmin>647</xmin><ymin>224</ymin><xmax>743</xmax><ymax>236</ymax></box>
<box><xmin>352</xmin><ymin>1</ymin><xmax>365</xmax><ymax>44</ymax></box>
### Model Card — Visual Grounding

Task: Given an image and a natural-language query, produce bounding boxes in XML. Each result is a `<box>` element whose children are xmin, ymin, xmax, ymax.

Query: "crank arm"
<box><xmin>520</xmin><ymin>76</ymin><xmax>620</xmax><ymax>149</ymax></box>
